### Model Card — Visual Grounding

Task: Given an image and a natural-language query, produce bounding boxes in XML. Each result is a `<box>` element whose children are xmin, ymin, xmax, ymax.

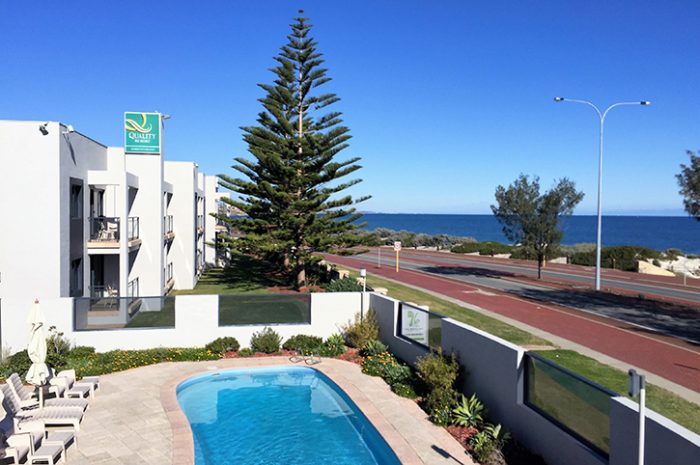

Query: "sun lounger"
<box><xmin>2</xmin><ymin>417</ymin><xmax>75</xmax><ymax>461</ymax></box>
<box><xmin>0</xmin><ymin>386</ymin><xmax>83</xmax><ymax>432</ymax></box>
<box><xmin>49</xmin><ymin>369</ymin><xmax>93</xmax><ymax>399</ymax></box>
<box><xmin>7</xmin><ymin>374</ymin><xmax>89</xmax><ymax>411</ymax></box>
<box><xmin>28</xmin><ymin>442</ymin><xmax>64</xmax><ymax>464</ymax></box>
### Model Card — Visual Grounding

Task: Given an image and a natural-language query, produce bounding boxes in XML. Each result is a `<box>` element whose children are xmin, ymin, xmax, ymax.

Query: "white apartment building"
<box><xmin>0</xmin><ymin>119</ymin><xmax>228</xmax><ymax>304</ymax></box>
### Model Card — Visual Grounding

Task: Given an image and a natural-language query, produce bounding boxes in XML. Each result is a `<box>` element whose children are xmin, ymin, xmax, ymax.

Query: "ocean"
<box><xmin>360</xmin><ymin>214</ymin><xmax>700</xmax><ymax>255</ymax></box>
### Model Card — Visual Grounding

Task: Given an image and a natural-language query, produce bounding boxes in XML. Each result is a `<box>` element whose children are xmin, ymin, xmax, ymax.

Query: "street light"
<box><xmin>554</xmin><ymin>97</ymin><xmax>650</xmax><ymax>291</ymax></box>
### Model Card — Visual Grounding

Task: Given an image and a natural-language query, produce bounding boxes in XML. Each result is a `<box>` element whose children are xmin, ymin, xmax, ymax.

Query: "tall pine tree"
<box><xmin>218</xmin><ymin>11</ymin><xmax>369</xmax><ymax>288</ymax></box>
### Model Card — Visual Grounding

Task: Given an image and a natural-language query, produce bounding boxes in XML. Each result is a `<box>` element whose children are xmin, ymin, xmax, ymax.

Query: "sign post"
<box><xmin>394</xmin><ymin>241</ymin><xmax>402</xmax><ymax>272</ymax></box>
<box><xmin>124</xmin><ymin>112</ymin><xmax>162</xmax><ymax>154</ymax></box>
<box><xmin>377</xmin><ymin>247</ymin><xmax>381</xmax><ymax>268</ymax></box>
<box><xmin>628</xmin><ymin>369</ymin><xmax>646</xmax><ymax>465</ymax></box>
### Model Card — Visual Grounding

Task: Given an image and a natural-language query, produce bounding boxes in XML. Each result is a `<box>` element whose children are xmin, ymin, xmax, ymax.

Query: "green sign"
<box><xmin>124</xmin><ymin>112</ymin><xmax>161</xmax><ymax>154</ymax></box>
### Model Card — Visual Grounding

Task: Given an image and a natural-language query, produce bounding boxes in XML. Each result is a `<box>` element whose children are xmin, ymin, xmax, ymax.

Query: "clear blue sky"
<box><xmin>2</xmin><ymin>1</ymin><xmax>699</xmax><ymax>215</ymax></box>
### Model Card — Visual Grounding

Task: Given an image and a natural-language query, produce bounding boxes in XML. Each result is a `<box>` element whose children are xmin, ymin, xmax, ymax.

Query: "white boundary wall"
<box><xmin>1</xmin><ymin>293</ymin><xmax>366</xmax><ymax>353</ymax></box>
<box><xmin>369</xmin><ymin>293</ymin><xmax>700</xmax><ymax>465</ymax></box>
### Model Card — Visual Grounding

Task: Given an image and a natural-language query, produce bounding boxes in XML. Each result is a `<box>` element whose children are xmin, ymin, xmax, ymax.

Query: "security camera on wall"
<box><xmin>39</xmin><ymin>122</ymin><xmax>49</xmax><ymax>135</ymax></box>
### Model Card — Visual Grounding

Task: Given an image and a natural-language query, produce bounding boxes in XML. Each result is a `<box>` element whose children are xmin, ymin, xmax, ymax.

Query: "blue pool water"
<box><xmin>176</xmin><ymin>366</ymin><xmax>402</xmax><ymax>465</ymax></box>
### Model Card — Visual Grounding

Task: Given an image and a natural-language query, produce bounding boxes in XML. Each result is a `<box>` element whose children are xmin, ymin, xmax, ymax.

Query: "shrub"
<box><xmin>652</xmin><ymin>259</ymin><xmax>661</xmax><ymax>267</ymax></box>
<box><xmin>70</xmin><ymin>347</ymin><xmax>220</xmax><ymax>378</ymax></box>
<box><xmin>323</xmin><ymin>277</ymin><xmax>374</xmax><ymax>293</ymax></box>
<box><xmin>664</xmin><ymin>248</ymin><xmax>683</xmax><ymax>261</ymax></box>
<box><xmin>362</xmin><ymin>351</ymin><xmax>415</xmax><ymax>389</ymax></box>
<box><xmin>383</xmin><ymin>363</ymin><xmax>412</xmax><ymax>386</ymax></box>
<box><xmin>362</xmin><ymin>351</ymin><xmax>396</xmax><ymax>378</ymax></box>
<box><xmin>425</xmin><ymin>387</ymin><xmax>459</xmax><ymax>417</ymax></box>
<box><xmin>283</xmin><ymin>335</ymin><xmax>323</xmax><ymax>354</ymax></box>
<box><xmin>451</xmin><ymin>241</ymin><xmax>512</xmax><ymax>256</ymax></box>
<box><xmin>469</xmin><ymin>424</ymin><xmax>510</xmax><ymax>464</ymax></box>
<box><xmin>205</xmin><ymin>337</ymin><xmax>240</xmax><ymax>354</ymax></box>
<box><xmin>238</xmin><ymin>347</ymin><xmax>254</xmax><ymax>357</ymax></box>
<box><xmin>571</xmin><ymin>246</ymin><xmax>661</xmax><ymax>271</ymax></box>
<box><xmin>343</xmin><ymin>309</ymin><xmax>379</xmax><ymax>348</ymax></box>
<box><xmin>46</xmin><ymin>326</ymin><xmax>71</xmax><ymax>370</ymax></box>
<box><xmin>0</xmin><ymin>350</ymin><xmax>32</xmax><ymax>379</ymax></box>
<box><xmin>69</xmin><ymin>346</ymin><xmax>95</xmax><ymax>358</ymax></box>
<box><xmin>360</xmin><ymin>339</ymin><xmax>388</xmax><ymax>357</ymax></box>
<box><xmin>250</xmin><ymin>327</ymin><xmax>282</xmax><ymax>354</ymax></box>
<box><xmin>452</xmin><ymin>393</ymin><xmax>486</xmax><ymax>428</ymax></box>
<box><xmin>415</xmin><ymin>350</ymin><xmax>459</xmax><ymax>392</ymax></box>
<box><xmin>318</xmin><ymin>334</ymin><xmax>345</xmax><ymax>357</ymax></box>
<box><xmin>571</xmin><ymin>250</ymin><xmax>595</xmax><ymax>266</ymax></box>
<box><xmin>392</xmin><ymin>382</ymin><xmax>417</xmax><ymax>399</ymax></box>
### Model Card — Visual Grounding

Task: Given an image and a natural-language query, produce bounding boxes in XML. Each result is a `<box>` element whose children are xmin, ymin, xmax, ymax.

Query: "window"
<box><xmin>70</xmin><ymin>183</ymin><xmax>83</xmax><ymax>219</ymax></box>
<box><xmin>70</xmin><ymin>258</ymin><xmax>83</xmax><ymax>296</ymax></box>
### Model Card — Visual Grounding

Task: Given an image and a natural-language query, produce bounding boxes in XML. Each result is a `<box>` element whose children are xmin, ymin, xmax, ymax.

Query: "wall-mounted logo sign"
<box><xmin>124</xmin><ymin>112</ymin><xmax>161</xmax><ymax>154</ymax></box>
<box><xmin>400</xmin><ymin>303</ymin><xmax>429</xmax><ymax>344</ymax></box>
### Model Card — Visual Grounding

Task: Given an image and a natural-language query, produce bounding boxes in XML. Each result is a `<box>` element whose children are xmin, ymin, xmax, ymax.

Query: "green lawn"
<box><xmin>173</xmin><ymin>254</ymin><xmax>286</xmax><ymax>295</ymax></box>
<box><xmin>333</xmin><ymin>263</ymin><xmax>700</xmax><ymax>434</ymax></box>
<box><xmin>218</xmin><ymin>294</ymin><xmax>310</xmax><ymax>325</ymax></box>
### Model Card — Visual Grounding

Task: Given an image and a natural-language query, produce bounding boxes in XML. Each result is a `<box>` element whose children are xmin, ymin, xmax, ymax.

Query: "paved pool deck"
<box><xmin>63</xmin><ymin>357</ymin><xmax>473</xmax><ymax>465</ymax></box>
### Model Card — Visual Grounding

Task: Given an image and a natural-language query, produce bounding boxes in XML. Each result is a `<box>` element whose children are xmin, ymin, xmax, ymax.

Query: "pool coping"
<box><xmin>160</xmin><ymin>357</ymin><xmax>468</xmax><ymax>465</ymax></box>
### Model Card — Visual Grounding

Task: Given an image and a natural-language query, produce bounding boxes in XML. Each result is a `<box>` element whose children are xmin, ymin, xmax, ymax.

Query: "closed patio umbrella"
<box><xmin>26</xmin><ymin>299</ymin><xmax>49</xmax><ymax>407</ymax></box>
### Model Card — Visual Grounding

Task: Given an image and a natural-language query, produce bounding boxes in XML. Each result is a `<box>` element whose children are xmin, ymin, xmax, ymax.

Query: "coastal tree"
<box><xmin>491</xmin><ymin>175</ymin><xmax>584</xmax><ymax>279</ymax></box>
<box><xmin>676</xmin><ymin>150</ymin><xmax>700</xmax><ymax>220</ymax></box>
<box><xmin>218</xmin><ymin>11</ymin><xmax>369</xmax><ymax>289</ymax></box>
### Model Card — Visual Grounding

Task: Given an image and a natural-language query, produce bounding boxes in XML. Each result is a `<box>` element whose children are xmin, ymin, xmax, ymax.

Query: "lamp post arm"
<box><xmin>601</xmin><ymin>102</ymin><xmax>646</xmax><ymax>122</ymax></box>
<box><xmin>561</xmin><ymin>98</ymin><xmax>603</xmax><ymax>120</ymax></box>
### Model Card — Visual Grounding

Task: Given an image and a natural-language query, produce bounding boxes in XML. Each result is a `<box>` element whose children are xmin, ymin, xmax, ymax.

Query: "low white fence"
<box><xmin>370</xmin><ymin>293</ymin><xmax>700</xmax><ymax>465</ymax></box>
<box><xmin>0</xmin><ymin>293</ymin><xmax>367</xmax><ymax>353</ymax></box>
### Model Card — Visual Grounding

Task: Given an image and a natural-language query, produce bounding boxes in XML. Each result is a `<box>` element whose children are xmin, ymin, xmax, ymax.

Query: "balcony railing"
<box><xmin>164</xmin><ymin>215</ymin><xmax>173</xmax><ymax>234</ymax></box>
<box><xmin>127</xmin><ymin>217</ymin><xmax>139</xmax><ymax>240</ymax></box>
<box><xmin>91</xmin><ymin>285</ymin><xmax>118</xmax><ymax>299</ymax></box>
<box><xmin>89</xmin><ymin>217</ymin><xmax>120</xmax><ymax>242</ymax></box>
<box><xmin>127</xmin><ymin>278</ymin><xmax>139</xmax><ymax>297</ymax></box>
<box><xmin>89</xmin><ymin>217</ymin><xmax>139</xmax><ymax>242</ymax></box>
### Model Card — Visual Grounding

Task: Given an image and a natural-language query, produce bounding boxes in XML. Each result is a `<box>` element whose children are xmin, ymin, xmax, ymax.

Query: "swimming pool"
<box><xmin>176</xmin><ymin>366</ymin><xmax>402</xmax><ymax>465</ymax></box>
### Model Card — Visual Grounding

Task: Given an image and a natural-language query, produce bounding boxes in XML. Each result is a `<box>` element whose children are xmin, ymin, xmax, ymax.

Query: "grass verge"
<box><xmin>337</xmin><ymin>264</ymin><xmax>551</xmax><ymax>347</ymax></box>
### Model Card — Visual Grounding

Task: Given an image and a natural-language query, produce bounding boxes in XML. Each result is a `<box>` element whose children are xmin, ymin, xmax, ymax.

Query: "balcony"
<box><xmin>87</xmin><ymin>216</ymin><xmax>141</xmax><ymax>252</ymax></box>
<box><xmin>164</xmin><ymin>262</ymin><xmax>174</xmax><ymax>293</ymax></box>
<box><xmin>164</xmin><ymin>215</ymin><xmax>174</xmax><ymax>242</ymax></box>
<box><xmin>196</xmin><ymin>214</ymin><xmax>204</xmax><ymax>235</ymax></box>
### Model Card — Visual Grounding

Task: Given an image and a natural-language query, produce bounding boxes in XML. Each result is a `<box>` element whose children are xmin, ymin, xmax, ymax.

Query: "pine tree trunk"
<box><xmin>296</xmin><ymin>261</ymin><xmax>306</xmax><ymax>289</ymax></box>
<box><xmin>537</xmin><ymin>255</ymin><xmax>543</xmax><ymax>279</ymax></box>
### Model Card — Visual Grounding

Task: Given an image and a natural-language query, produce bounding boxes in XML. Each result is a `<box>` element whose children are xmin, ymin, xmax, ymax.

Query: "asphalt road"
<box><xmin>387</xmin><ymin>249</ymin><xmax>700</xmax><ymax>305</ymax></box>
<box><xmin>343</xmin><ymin>249</ymin><xmax>700</xmax><ymax>344</ymax></box>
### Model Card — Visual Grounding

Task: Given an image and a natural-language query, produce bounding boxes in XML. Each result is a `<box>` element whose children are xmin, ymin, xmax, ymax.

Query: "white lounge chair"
<box><xmin>55</xmin><ymin>369</ymin><xmax>98</xmax><ymax>396</ymax></box>
<box><xmin>1</xmin><ymin>419</ymin><xmax>74</xmax><ymax>464</ymax></box>
<box><xmin>49</xmin><ymin>369</ymin><xmax>92</xmax><ymax>399</ymax></box>
<box><xmin>0</xmin><ymin>386</ymin><xmax>83</xmax><ymax>432</ymax></box>
<box><xmin>1</xmin><ymin>430</ymin><xmax>34</xmax><ymax>464</ymax></box>
<box><xmin>7</xmin><ymin>374</ymin><xmax>89</xmax><ymax>411</ymax></box>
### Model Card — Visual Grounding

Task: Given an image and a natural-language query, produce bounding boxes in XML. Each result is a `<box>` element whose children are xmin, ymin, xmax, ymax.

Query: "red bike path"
<box><xmin>328</xmin><ymin>254</ymin><xmax>700</xmax><ymax>393</ymax></box>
